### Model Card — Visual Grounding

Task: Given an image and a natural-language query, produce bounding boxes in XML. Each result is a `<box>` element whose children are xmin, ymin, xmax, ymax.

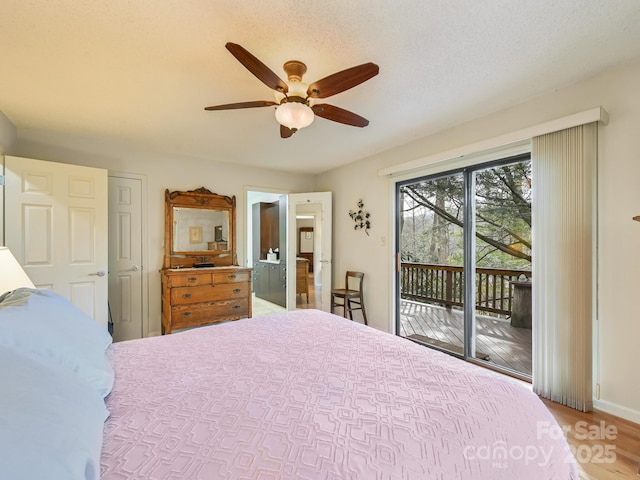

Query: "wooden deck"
<box><xmin>399</xmin><ymin>300</ymin><xmax>532</xmax><ymax>376</ymax></box>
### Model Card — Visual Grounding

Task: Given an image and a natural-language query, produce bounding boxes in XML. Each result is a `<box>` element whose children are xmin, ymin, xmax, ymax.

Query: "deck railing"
<box><xmin>400</xmin><ymin>262</ymin><xmax>531</xmax><ymax>316</ymax></box>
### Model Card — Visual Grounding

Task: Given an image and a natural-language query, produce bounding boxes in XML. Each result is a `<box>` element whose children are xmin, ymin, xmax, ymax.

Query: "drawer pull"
<box><xmin>188</xmin><ymin>277</ymin><xmax>198</xmax><ymax>282</ymax></box>
<box><xmin>228</xmin><ymin>274</ymin><xmax>237</xmax><ymax>279</ymax></box>
<box><xmin>182</xmin><ymin>312</ymin><xmax>192</xmax><ymax>317</ymax></box>
<box><xmin>232</xmin><ymin>305</ymin><xmax>241</xmax><ymax>310</ymax></box>
<box><xmin>233</xmin><ymin>288</ymin><xmax>241</xmax><ymax>294</ymax></box>
<box><xmin>182</xmin><ymin>293</ymin><xmax>192</xmax><ymax>299</ymax></box>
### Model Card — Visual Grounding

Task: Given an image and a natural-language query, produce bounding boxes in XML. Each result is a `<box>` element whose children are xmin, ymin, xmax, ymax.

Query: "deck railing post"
<box><xmin>445</xmin><ymin>270</ymin><xmax>453</xmax><ymax>310</ymax></box>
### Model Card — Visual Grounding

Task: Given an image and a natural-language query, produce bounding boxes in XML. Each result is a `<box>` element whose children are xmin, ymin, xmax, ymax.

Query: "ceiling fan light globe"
<box><xmin>275</xmin><ymin>103</ymin><xmax>314</xmax><ymax>130</ymax></box>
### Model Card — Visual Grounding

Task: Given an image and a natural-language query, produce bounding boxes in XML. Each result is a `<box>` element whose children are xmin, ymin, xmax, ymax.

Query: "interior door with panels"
<box><xmin>4</xmin><ymin>156</ymin><xmax>108</xmax><ymax>328</ymax></box>
<box><xmin>108</xmin><ymin>175</ymin><xmax>144</xmax><ymax>341</ymax></box>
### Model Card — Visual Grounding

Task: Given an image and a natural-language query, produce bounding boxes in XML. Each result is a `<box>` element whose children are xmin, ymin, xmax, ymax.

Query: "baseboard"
<box><xmin>147</xmin><ymin>330</ymin><xmax>161</xmax><ymax>337</ymax></box>
<box><xmin>593</xmin><ymin>398</ymin><xmax>640</xmax><ymax>424</ymax></box>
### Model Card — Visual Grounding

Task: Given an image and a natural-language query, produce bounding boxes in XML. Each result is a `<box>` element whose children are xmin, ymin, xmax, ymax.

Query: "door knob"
<box><xmin>128</xmin><ymin>265</ymin><xmax>142</xmax><ymax>272</ymax></box>
<box><xmin>89</xmin><ymin>269</ymin><xmax>106</xmax><ymax>277</ymax></box>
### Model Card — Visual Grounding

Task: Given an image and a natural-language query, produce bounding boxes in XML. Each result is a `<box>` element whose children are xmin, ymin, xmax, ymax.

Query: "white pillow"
<box><xmin>0</xmin><ymin>344</ymin><xmax>109</xmax><ymax>480</ymax></box>
<box><xmin>0</xmin><ymin>288</ymin><xmax>114</xmax><ymax>397</ymax></box>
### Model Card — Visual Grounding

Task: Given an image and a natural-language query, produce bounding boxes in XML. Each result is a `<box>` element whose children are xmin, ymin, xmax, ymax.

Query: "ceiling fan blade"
<box><xmin>280</xmin><ymin>125</ymin><xmax>296</xmax><ymax>138</ymax></box>
<box><xmin>312</xmin><ymin>104</ymin><xmax>369</xmax><ymax>127</ymax></box>
<box><xmin>307</xmin><ymin>63</ymin><xmax>379</xmax><ymax>99</ymax></box>
<box><xmin>204</xmin><ymin>100</ymin><xmax>277</xmax><ymax>111</ymax></box>
<box><xmin>225</xmin><ymin>43</ymin><xmax>289</xmax><ymax>93</ymax></box>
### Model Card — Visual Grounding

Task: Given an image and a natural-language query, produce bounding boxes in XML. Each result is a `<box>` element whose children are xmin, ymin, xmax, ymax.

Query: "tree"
<box><xmin>400</xmin><ymin>161</ymin><xmax>531</xmax><ymax>269</ymax></box>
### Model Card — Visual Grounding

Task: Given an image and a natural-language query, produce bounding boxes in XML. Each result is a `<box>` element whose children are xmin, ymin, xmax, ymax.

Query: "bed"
<box><xmin>0</xmin><ymin>288</ymin><xmax>578</xmax><ymax>480</ymax></box>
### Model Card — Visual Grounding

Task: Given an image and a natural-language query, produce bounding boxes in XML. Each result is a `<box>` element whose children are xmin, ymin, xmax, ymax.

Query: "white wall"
<box><xmin>8</xmin><ymin>137</ymin><xmax>315</xmax><ymax>335</ymax></box>
<box><xmin>316</xmin><ymin>56</ymin><xmax>640</xmax><ymax>422</ymax></box>
<box><xmin>0</xmin><ymin>112</ymin><xmax>17</xmax><ymax>245</ymax></box>
<box><xmin>0</xmin><ymin>113</ymin><xmax>16</xmax><ymax>155</ymax></box>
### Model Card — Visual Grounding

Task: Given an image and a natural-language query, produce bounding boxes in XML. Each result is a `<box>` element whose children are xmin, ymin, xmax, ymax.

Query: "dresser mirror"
<box><xmin>164</xmin><ymin>187</ymin><xmax>237</xmax><ymax>268</ymax></box>
<box><xmin>172</xmin><ymin>208</ymin><xmax>230</xmax><ymax>252</ymax></box>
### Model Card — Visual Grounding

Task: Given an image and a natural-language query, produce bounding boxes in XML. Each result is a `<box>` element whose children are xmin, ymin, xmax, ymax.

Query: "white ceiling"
<box><xmin>1</xmin><ymin>1</ymin><xmax>640</xmax><ymax>174</ymax></box>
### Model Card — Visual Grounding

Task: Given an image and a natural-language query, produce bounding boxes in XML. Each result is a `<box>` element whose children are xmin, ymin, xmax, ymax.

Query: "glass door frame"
<box><xmin>395</xmin><ymin>153</ymin><xmax>531</xmax><ymax>376</ymax></box>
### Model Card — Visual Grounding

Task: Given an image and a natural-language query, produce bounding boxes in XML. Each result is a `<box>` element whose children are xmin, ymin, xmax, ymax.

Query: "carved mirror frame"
<box><xmin>163</xmin><ymin>187</ymin><xmax>237</xmax><ymax>268</ymax></box>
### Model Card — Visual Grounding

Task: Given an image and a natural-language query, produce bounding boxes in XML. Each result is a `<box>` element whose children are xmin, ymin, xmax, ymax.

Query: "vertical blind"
<box><xmin>531</xmin><ymin>123</ymin><xmax>597</xmax><ymax>411</ymax></box>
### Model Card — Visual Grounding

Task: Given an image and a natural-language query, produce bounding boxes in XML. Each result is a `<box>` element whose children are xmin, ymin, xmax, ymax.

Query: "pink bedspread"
<box><xmin>101</xmin><ymin>309</ymin><xmax>578</xmax><ymax>479</ymax></box>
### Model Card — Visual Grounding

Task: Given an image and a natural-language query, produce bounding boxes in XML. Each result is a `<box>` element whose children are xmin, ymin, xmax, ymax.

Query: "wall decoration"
<box><xmin>349</xmin><ymin>199</ymin><xmax>371</xmax><ymax>236</ymax></box>
<box><xmin>189</xmin><ymin>226</ymin><xmax>202</xmax><ymax>244</ymax></box>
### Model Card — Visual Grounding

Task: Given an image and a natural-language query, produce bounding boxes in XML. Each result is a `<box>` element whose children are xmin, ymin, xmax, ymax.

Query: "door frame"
<box><xmin>286</xmin><ymin>192</ymin><xmax>332</xmax><ymax>311</ymax></box>
<box><xmin>245</xmin><ymin>186</ymin><xmax>332</xmax><ymax>311</ymax></box>
<box><xmin>393</xmin><ymin>153</ymin><xmax>532</xmax><ymax>375</ymax></box>
<box><xmin>244</xmin><ymin>186</ymin><xmax>289</xmax><ymax>270</ymax></box>
<box><xmin>108</xmin><ymin>171</ymin><xmax>149</xmax><ymax>337</ymax></box>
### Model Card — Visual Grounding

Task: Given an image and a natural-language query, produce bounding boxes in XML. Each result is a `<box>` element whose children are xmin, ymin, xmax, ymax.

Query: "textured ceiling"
<box><xmin>1</xmin><ymin>1</ymin><xmax>640</xmax><ymax>174</ymax></box>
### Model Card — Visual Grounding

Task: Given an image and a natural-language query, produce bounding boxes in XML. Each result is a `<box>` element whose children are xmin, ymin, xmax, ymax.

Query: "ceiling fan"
<box><xmin>205</xmin><ymin>43</ymin><xmax>379</xmax><ymax>138</ymax></box>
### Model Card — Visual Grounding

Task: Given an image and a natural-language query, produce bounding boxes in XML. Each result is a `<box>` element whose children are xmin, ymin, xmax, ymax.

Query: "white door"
<box><xmin>108</xmin><ymin>175</ymin><xmax>144</xmax><ymax>341</ymax></box>
<box><xmin>4</xmin><ymin>156</ymin><xmax>109</xmax><ymax>328</ymax></box>
<box><xmin>286</xmin><ymin>192</ymin><xmax>332</xmax><ymax>311</ymax></box>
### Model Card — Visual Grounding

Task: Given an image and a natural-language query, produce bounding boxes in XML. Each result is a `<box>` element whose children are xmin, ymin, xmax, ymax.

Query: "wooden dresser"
<box><xmin>160</xmin><ymin>266</ymin><xmax>252</xmax><ymax>334</ymax></box>
<box><xmin>161</xmin><ymin>187</ymin><xmax>251</xmax><ymax>334</ymax></box>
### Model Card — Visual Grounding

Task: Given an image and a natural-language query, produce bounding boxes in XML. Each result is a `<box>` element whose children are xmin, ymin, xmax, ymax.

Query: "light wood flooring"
<box><xmin>544</xmin><ymin>399</ymin><xmax>640</xmax><ymax>479</ymax></box>
<box><xmin>400</xmin><ymin>300</ymin><xmax>532</xmax><ymax>375</ymax></box>
<box><xmin>252</xmin><ymin>274</ymin><xmax>319</xmax><ymax>318</ymax></box>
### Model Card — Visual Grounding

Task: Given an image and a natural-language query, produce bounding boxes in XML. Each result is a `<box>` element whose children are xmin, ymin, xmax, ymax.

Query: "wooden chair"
<box><xmin>296</xmin><ymin>258</ymin><xmax>310</xmax><ymax>303</ymax></box>
<box><xmin>331</xmin><ymin>271</ymin><xmax>367</xmax><ymax>325</ymax></box>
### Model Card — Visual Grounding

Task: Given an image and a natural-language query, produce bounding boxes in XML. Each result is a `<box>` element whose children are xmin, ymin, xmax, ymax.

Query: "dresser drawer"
<box><xmin>213</xmin><ymin>270</ymin><xmax>251</xmax><ymax>284</ymax></box>
<box><xmin>171</xmin><ymin>300</ymin><xmax>249</xmax><ymax>328</ymax></box>
<box><xmin>161</xmin><ymin>266</ymin><xmax>252</xmax><ymax>334</ymax></box>
<box><xmin>170</xmin><ymin>282</ymin><xmax>250</xmax><ymax>305</ymax></box>
<box><xmin>169</xmin><ymin>273</ymin><xmax>213</xmax><ymax>287</ymax></box>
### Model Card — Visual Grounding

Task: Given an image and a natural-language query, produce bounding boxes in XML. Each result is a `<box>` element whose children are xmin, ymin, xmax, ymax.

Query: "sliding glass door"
<box><xmin>397</xmin><ymin>154</ymin><xmax>532</xmax><ymax>378</ymax></box>
<box><xmin>398</xmin><ymin>172</ymin><xmax>466</xmax><ymax>356</ymax></box>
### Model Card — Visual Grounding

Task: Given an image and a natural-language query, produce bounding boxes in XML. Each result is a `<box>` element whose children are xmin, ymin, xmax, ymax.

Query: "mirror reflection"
<box><xmin>299</xmin><ymin>228</ymin><xmax>314</xmax><ymax>253</ymax></box>
<box><xmin>172</xmin><ymin>207</ymin><xmax>230</xmax><ymax>252</ymax></box>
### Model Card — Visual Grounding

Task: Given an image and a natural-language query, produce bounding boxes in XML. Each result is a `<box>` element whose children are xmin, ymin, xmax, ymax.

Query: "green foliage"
<box><xmin>400</xmin><ymin>161</ymin><xmax>531</xmax><ymax>269</ymax></box>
